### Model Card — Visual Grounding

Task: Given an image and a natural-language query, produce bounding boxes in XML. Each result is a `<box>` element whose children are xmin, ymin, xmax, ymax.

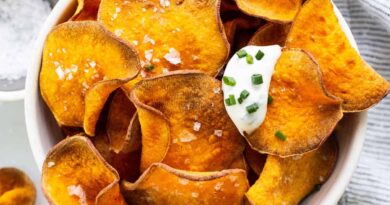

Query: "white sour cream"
<box><xmin>222</xmin><ymin>45</ymin><xmax>282</xmax><ymax>136</ymax></box>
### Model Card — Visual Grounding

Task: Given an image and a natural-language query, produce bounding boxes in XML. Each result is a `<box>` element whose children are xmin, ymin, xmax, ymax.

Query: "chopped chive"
<box><xmin>275</xmin><ymin>131</ymin><xmax>287</xmax><ymax>141</ymax></box>
<box><xmin>246</xmin><ymin>54</ymin><xmax>254</xmax><ymax>64</ymax></box>
<box><xmin>255</xmin><ymin>50</ymin><xmax>265</xmax><ymax>60</ymax></box>
<box><xmin>246</xmin><ymin>103</ymin><xmax>259</xmax><ymax>114</ymax></box>
<box><xmin>223</xmin><ymin>76</ymin><xmax>236</xmax><ymax>86</ymax></box>
<box><xmin>225</xmin><ymin>94</ymin><xmax>236</xmax><ymax>106</ymax></box>
<box><xmin>144</xmin><ymin>64</ymin><xmax>154</xmax><ymax>71</ymax></box>
<box><xmin>236</xmin><ymin>50</ymin><xmax>248</xmax><ymax>58</ymax></box>
<box><xmin>238</xmin><ymin>97</ymin><xmax>243</xmax><ymax>104</ymax></box>
<box><xmin>252</xmin><ymin>74</ymin><xmax>263</xmax><ymax>85</ymax></box>
<box><xmin>240</xmin><ymin>90</ymin><xmax>250</xmax><ymax>100</ymax></box>
<box><xmin>268</xmin><ymin>95</ymin><xmax>273</xmax><ymax>104</ymax></box>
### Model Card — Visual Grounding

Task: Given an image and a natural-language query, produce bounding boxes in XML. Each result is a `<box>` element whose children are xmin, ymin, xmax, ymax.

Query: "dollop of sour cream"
<box><xmin>222</xmin><ymin>45</ymin><xmax>282</xmax><ymax>136</ymax></box>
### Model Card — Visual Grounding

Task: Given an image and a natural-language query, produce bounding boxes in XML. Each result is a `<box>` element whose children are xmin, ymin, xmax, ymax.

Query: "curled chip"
<box><xmin>236</xmin><ymin>0</ymin><xmax>301</xmax><ymax>23</ymax></box>
<box><xmin>122</xmin><ymin>163</ymin><xmax>249</xmax><ymax>205</ymax></box>
<box><xmin>42</xmin><ymin>136</ymin><xmax>126</xmax><ymax>205</ymax></box>
<box><xmin>40</xmin><ymin>21</ymin><xmax>140</xmax><ymax>135</ymax></box>
<box><xmin>84</xmin><ymin>79</ymin><xmax>131</xmax><ymax>136</ymax></box>
<box><xmin>71</xmin><ymin>0</ymin><xmax>101</xmax><ymax>21</ymax></box>
<box><xmin>286</xmin><ymin>0</ymin><xmax>390</xmax><ymax>111</ymax></box>
<box><xmin>0</xmin><ymin>168</ymin><xmax>36</xmax><ymax>205</ymax></box>
<box><xmin>93</xmin><ymin>130</ymin><xmax>141</xmax><ymax>182</ymax></box>
<box><xmin>98</xmin><ymin>0</ymin><xmax>229</xmax><ymax>77</ymax></box>
<box><xmin>246</xmin><ymin>137</ymin><xmax>338</xmax><ymax>205</ymax></box>
<box><xmin>223</xmin><ymin>17</ymin><xmax>264</xmax><ymax>54</ymax></box>
<box><xmin>106</xmin><ymin>89</ymin><xmax>138</xmax><ymax>153</ymax></box>
<box><xmin>130</xmin><ymin>72</ymin><xmax>245</xmax><ymax>171</ymax></box>
<box><xmin>248</xmin><ymin>23</ymin><xmax>291</xmax><ymax>46</ymax></box>
<box><xmin>245</xmin><ymin>147</ymin><xmax>266</xmax><ymax>176</ymax></box>
<box><xmin>229</xmin><ymin>155</ymin><xmax>248</xmax><ymax>171</ymax></box>
<box><xmin>246</xmin><ymin>49</ymin><xmax>343</xmax><ymax>157</ymax></box>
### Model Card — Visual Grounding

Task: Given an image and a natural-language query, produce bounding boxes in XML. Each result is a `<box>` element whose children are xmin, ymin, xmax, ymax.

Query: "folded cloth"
<box><xmin>333</xmin><ymin>0</ymin><xmax>390</xmax><ymax>204</ymax></box>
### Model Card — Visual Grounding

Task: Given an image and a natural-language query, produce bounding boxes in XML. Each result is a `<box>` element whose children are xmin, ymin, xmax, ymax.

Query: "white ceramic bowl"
<box><xmin>25</xmin><ymin>0</ymin><xmax>367</xmax><ymax>204</ymax></box>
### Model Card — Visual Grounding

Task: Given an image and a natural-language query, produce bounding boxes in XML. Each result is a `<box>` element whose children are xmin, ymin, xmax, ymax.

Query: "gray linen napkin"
<box><xmin>333</xmin><ymin>0</ymin><xmax>390</xmax><ymax>204</ymax></box>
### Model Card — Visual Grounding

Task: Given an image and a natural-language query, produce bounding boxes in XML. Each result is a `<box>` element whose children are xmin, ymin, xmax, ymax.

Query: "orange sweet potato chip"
<box><xmin>246</xmin><ymin>49</ymin><xmax>343</xmax><ymax>157</ymax></box>
<box><xmin>236</xmin><ymin>0</ymin><xmax>302</xmax><ymax>23</ymax></box>
<box><xmin>0</xmin><ymin>168</ymin><xmax>36</xmax><ymax>205</ymax></box>
<box><xmin>229</xmin><ymin>155</ymin><xmax>248</xmax><ymax>171</ymax></box>
<box><xmin>40</xmin><ymin>21</ymin><xmax>140</xmax><ymax>135</ymax></box>
<box><xmin>84</xmin><ymin>79</ymin><xmax>131</xmax><ymax>136</ymax></box>
<box><xmin>98</xmin><ymin>0</ymin><xmax>229</xmax><ymax>77</ymax></box>
<box><xmin>122</xmin><ymin>163</ymin><xmax>249</xmax><ymax>205</ymax></box>
<box><xmin>286</xmin><ymin>0</ymin><xmax>390</xmax><ymax>111</ymax></box>
<box><xmin>130</xmin><ymin>72</ymin><xmax>245</xmax><ymax>172</ymax></box>
<box><xmin>244</xmin><ymin>147</ymin><xmax>266</xmax><ymax>176</ymax></box>
<box><xmin>248</xmin><ymin>23</ymin><xmax>291</xmax><ymax>46</ymax></box>
<box><xmin>246</xmin><ymin>137</ymin><xmax>338</xmax><ymax>205</ymax></box>
<box><xmin>106</xmin><ymin>89</ymin><xmax>137</xmax><ymax>153</ymax></box>
<box><xmin>71</xmin><ymin>0</ymin><xmax>101</xmax><ymax>21</ymax></box>
<box><xmin>42</xmin><ymin>136</ymin><xmax>126</xmax><ymax>205</ymax></box>
<box><xmin>93</xmin><ymin>130</ymin><xmax>141</xmax><ymax>182</ymax></box>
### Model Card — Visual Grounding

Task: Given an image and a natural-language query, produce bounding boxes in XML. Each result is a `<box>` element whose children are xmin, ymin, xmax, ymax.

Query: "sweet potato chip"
<box><xmin>42</xmin><ymin>136</ymin><xmax>126</xmax><ymax>205</ymax></box>
<box><xmin>122</xmin><ymin>163</ymin><xmax>249</xmax><ymax>205</ymax></box>
<box><xmin>98</xmin><ymin>0</ymin><xmax>229</xmax><ymax>77</ymax></box>
<box><xmin>93</xmin><ymin>130</ymin><xmax>141</xmax><ymax>182</ymax></box>
<box><xmin>0</xmin><ymin>168</ymin><xmax>36</xmax><ymax>205</ymax></box>
<box><xmin>84</xmin><ymin>79</ymin><xmax>130</xmax><ymax>136</ymax></box>
<box><xmin>130</xmin><ymin>72</ymin><xmax>245</xmax><ymax>171</ymax></box>
<box><xmin>40</xmin><ymin>21</ymin><xmax>140</xmax><ymax>134</ymax></box>
<box><xmin>286</xmin><ymin>0</ymin><xmax>390</xmax><ymax>111</ymax></box>
<box><xmin>229</xmin><ymin>155</ymin><xmax>248</xmax><ymax>171</ymax></box>
<box><xmin>245</xmin><ymin>147</ymin><xmax>266</xmax><ymax>176</ymax></box>
<box><xmin>224</xmin><ymin>20</ymin><xmax>237</xmax><ymax>48</ymax></box>
<box><xmin>246</xmin><ymin>137</ymin><xmax>338</xmax><ymax>205</ymax></box>
<box><xmin>106</xmin><ymin>89</ymin><xmax>137</xmax><ymax>153</ymax></box>
<box><xmin>71</xmin><ymin>0</ymin><xmax>101</xmax><ymax>21</ymax></box>
<box><xmin>223</xmin><ymin>17</ymin><xmax>264</xmax><ymax>54</ymax></box>
<box><xmin>236</xmin><ymin>0</ymin><xmax>301</xmax><ymax>23</ymax></box>
<box><xmin>248</xmin><ymin>23</ymin><xmax>291</xmax><ymax>46</ymax></box>
<box><xmin>246</xmin><ymin>49</ymin><xmax>343</xmax><ymax>157</ymax></box>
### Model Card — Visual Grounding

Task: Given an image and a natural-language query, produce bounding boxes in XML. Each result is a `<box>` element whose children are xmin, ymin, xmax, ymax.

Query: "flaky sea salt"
<box><xmin>193</xmin><ymin>121</ymin><xmax>201</xmax><ymax>132</ymax></box>
<box><xmin>0</xmin><ymin>0</ymin><xmax>51</xmax><ymax>80</ymax></box>
<box><xmin>68</xmin><ymin>185</ymin><xmax>88</xmax><ymax>205</ymax></box>
<box><xmin>214</xmin><ymin>130</ymin><xmax>223</xmax><ymax>137</ymax></box>
<box><xmin>164</xmin><ymin>48</ymin><xmax>181</xmax><ymax>65</ymax></box>
<box><xmin>144</xmin><ymin>49</ymin><xmax>153</xmax><ymax>61</ymax></box>
<box><xmin>47</xmin><ymin>161</ymin><xmax>55</xmax><ymax>168</ymax></box>
<box><xmin>160</xmin><ymin>0</ymin><xmax>170</xmax><ymax>7</ymax></box>
<box><xmin>143</xmin><ymin>35</ymin><xmax>155</xmax><ymax>45</ymax></box>
<box><xmin>214</xmin><ymin>182</ymin><xmax>223</xmax><ymax>191</ymax></box>
<box><xmin>191</xmin><ymin>192</ymin><xmax>199</xmax><ymax>198</ymax></box>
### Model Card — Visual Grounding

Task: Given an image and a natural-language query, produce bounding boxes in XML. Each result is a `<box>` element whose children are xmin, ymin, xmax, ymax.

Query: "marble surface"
<box><xmin>0</xmin><ymin>101</ymin><xmax>47</xmax><ymax>205</ymax></box>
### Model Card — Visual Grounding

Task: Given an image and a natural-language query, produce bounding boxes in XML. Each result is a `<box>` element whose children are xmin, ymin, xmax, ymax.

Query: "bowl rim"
<box><xmin>24</xmin><ymin>0</ymin><xmax>367</xmax><ymax>204</ymax></box>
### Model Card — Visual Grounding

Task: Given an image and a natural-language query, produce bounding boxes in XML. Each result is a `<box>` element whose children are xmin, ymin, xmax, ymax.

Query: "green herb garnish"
<box><xmin>275</xmin><ymin>131</ymin><xmax>287</xmax><ymax>141</ymax></box>
<box><xmin>240</xmin><ymin>90</ymin><xmax>250</xmax><ymax>100</ymax></box>
<box><xmin>246</xmin><ymin>103</ymin><xmax>259</xmax><ymax>114</ymax></box>
<box><xmin>268</xmin><ymin>95</ymin><xmax>273</xmax><ymax>104</ymax></box>
<box><xmin>246</xmin><ymin>54</ymin><xmax>254</xmax><ymax>64</ymax></box>
<box><xmin>252</xmin><ymin>74</ymin><xmax>263</xmax><ymax>85</ymax></box>
<box><xmin>223</xmin><ymin>76</ymin><xmax>236</xmax><ymax>86</ymax></box>
<box><xmin>144</xmin><ymin>64</ymin><xmax>155</xmax><ymax>71</ymax></box>
<box><xmin>236</xmin><ymin>50</ymin><xmax>248</xmax><ymax>58</ymax></box>
<box><xmin>225</xmin><ymin>94</ymin><xmax>236</xmax><ymax>106</ymax></box>
<box><xmin>255</xmin><ymin>50</ymin><xmax>265</xmax><ymax>60</ymax></box>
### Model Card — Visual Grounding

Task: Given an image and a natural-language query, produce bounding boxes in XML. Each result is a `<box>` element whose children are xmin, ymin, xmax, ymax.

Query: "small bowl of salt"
<box><xmin>0</xmin><ymin>0</ymin><xmax>54</xmax><ymax>101</ymax></box>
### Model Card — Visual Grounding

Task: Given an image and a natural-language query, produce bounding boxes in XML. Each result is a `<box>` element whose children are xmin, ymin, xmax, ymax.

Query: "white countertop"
<box><xmin>0</xmin><ymin>100</ymin><xmax>47</xmax><ymax>205</ymax></box>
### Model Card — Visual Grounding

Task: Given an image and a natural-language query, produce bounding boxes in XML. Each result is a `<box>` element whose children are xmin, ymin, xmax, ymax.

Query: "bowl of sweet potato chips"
<box><xmin>25</xmin><ymin>0</ymin><xmax>390</xmax><ymax>204</ymax></box>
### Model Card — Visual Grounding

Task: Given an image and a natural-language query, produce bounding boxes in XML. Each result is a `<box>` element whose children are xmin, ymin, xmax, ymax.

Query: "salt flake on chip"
<box><xmin>164</xmin><ymin>48</ymin><xmax>181</xmax><ymax>65</ymax></box>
